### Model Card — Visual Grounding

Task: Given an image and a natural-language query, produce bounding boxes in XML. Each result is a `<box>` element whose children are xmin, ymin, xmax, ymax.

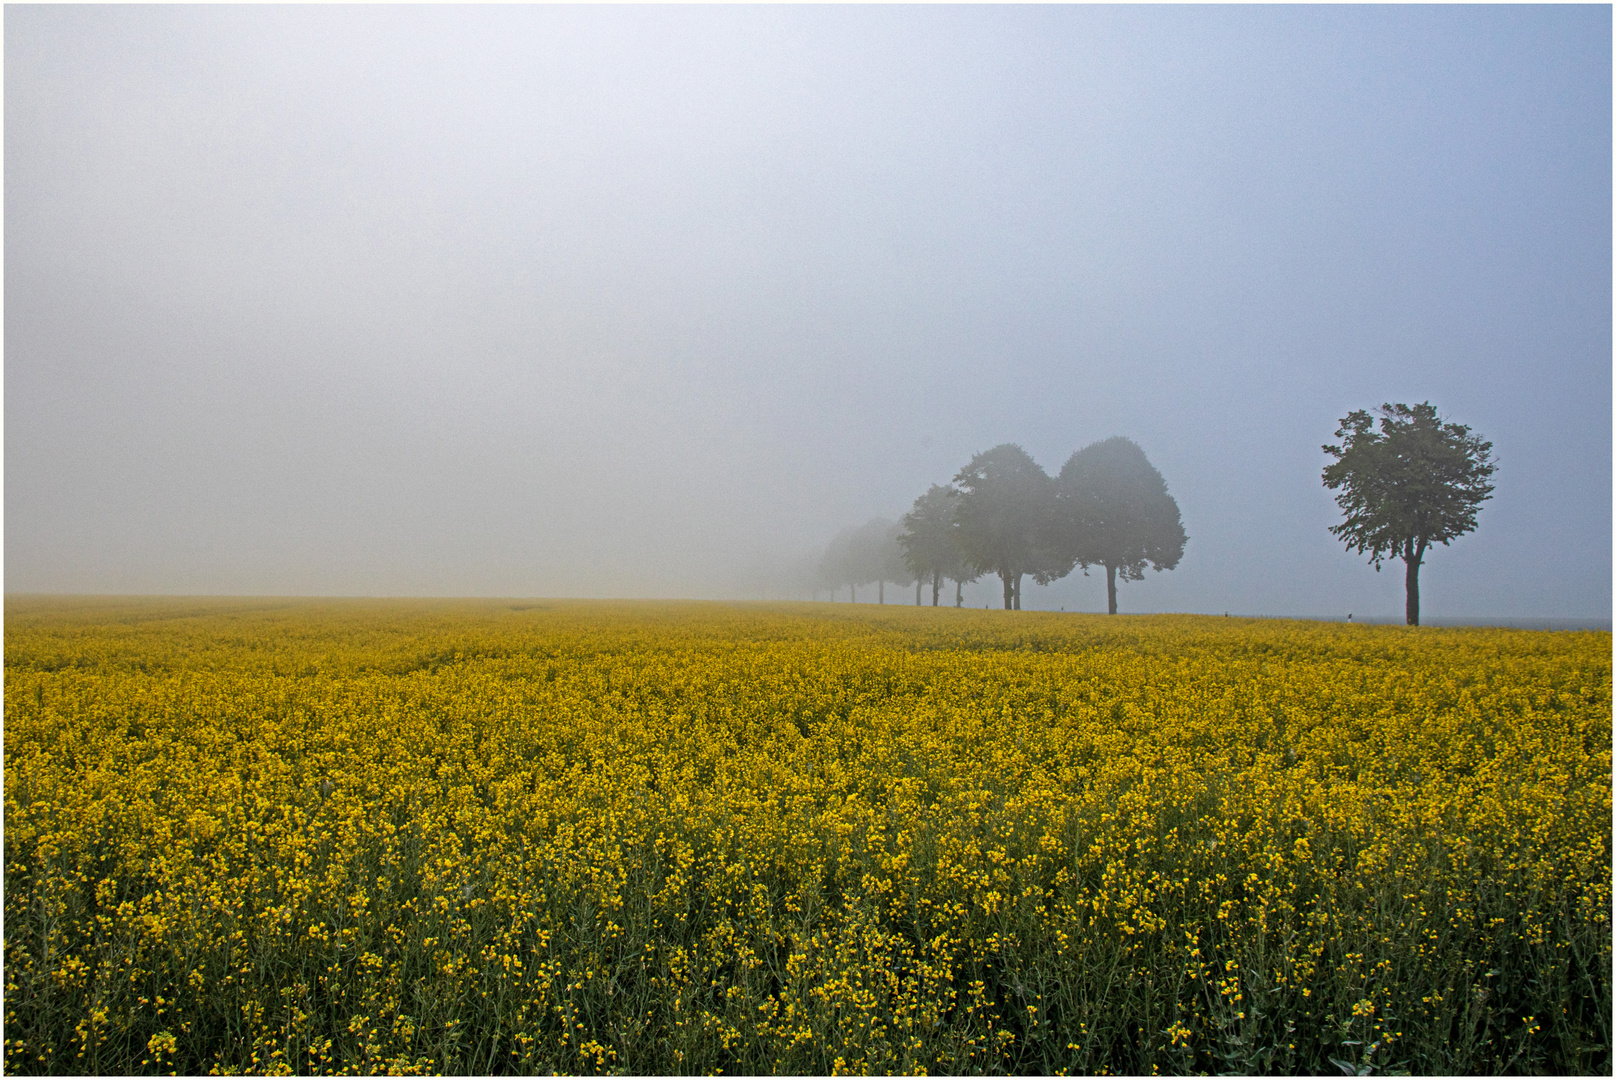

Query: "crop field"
<box><xmin>3</xmin><ymin>598</ymin><xmax>1610</xmax><ymax>1075</ymax></box>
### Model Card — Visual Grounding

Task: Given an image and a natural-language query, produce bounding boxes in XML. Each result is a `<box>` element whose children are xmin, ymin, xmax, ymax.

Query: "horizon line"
<box><xmin>4</xmin><ymin>593</ymin><xmax>1609</xmax><ymax>630</ymax></box>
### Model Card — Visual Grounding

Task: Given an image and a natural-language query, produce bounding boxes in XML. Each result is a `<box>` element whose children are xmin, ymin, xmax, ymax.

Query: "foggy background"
<box><xmin>6</xmin><ymin>6</ymin><xmax>1611</xmax><ymax>620</ymax></box>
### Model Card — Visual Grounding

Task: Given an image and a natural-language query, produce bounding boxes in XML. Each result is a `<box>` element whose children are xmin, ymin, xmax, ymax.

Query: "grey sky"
<box><xmin>6</xmin><ymin>5</ymin><xmax>1610</xmax><ymax>618</ymax></box>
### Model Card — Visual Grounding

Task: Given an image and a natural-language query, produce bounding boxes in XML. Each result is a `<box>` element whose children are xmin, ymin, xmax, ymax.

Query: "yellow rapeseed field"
<box><xmin>4</xmin><ymin>598</ymin><xmax>1610</xmax><ymax>1075</ymax></box>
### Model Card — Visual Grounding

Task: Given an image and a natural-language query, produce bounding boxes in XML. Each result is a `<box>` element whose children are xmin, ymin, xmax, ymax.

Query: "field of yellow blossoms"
<box><xmin>4</xmin><ymin>597</ymin><xmax>1609</xmax><ymax>1075</ymax></box>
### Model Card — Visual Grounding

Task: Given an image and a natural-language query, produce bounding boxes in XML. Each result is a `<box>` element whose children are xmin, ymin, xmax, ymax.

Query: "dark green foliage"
<box><xmin>898</xmin><ymin>485</ymin><xmax>977</xmax><ymax>607</ymax></box>
<box><xmin>1056</xmin><ymin>437</ymin><xmax>1187</xmax><ymax>614</ymax></box>
<box><xmin>1323</xmin><ymin>403</ymin><xmax>1496</xmax><ymax>626</ymax></box>
<box><xmin>953</xmin><ymin>444</ymin><xmax>1069</xmax><ymax>610</ymax></box>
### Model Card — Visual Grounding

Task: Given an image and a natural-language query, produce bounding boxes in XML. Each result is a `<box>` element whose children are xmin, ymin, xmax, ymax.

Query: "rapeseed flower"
<box><xmin>3</xmin><ymin>599</ymin><xmax>1608</xmax><ymax>1074</ymax></box>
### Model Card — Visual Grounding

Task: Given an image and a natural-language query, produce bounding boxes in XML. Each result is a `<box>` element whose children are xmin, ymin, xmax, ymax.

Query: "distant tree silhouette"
<box><xmin>785</xmin><ymin>551</ymin><xmax>823</xmax><ymax>601</ymax></box>
<box><xmin>953</xmin><ymin>444</ymin><xmax>1068</xmax><ymax>610</ymax></box>
<box><xmin>818</xmin><ymin>526</ymin><xmax>871</xmax><ymax>602</ymax></box>
<box><xmin>1322</xmin><ymin>402</ymin><xmax>1495</xmax><ymax>627</ymax></box>
<box><xmin>899</xmin><ymin>485</ymin><xmax>975</xmax><ymax>606</ymax></box>
<box><xmin>873</xmin><ymin>519</ymin><xmax>913</xmax><ymax>604</ymax></box>
<box><xmin>818</xmin><ymin>518</ymin><xmax>909</xmax><ymax>603</ymax></box>
<box><xmin>1057</xmin><ymin>437</ymin><xmax>1186</xmax><ymax>615</ymax></box>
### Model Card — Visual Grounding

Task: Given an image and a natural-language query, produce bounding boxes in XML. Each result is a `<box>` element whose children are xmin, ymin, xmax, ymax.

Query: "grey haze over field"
<box><xmin>6</xmin><ymin>6</ymin><xmax>1611</xmax><ymax>619</ymax></box>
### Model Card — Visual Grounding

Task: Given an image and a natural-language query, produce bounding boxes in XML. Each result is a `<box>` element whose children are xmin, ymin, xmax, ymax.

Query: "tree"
<box><xmin>953</xmin><ymin>444</ymin><xmax>1068</xmax><ymax>610</ymax></box>
<box><xmin>1056</xmin><ymin>436</ymin><xmax>1186</xmax><ymax>615</ymax></box>
<box><xmin>899</xmin><ymin>485</ymin><xmax>975</xmax><ymax>606</ymax></box>
<box><xmin>818</xmin><ymin>518</ymin><xmax>908</xmax><ymax>603</ymax></box>
<box><xmin>1322</xmin><ymin>402</ymin><xmax>1495</xmax><ymax>627</ymax></box>
<box><xmin>871</xmin><ymin>518</ymin><xmax>914</xmax><ymax>604</ymax></box>
<box><xmin>818</xmin><ymin>525</ymin><xmax>873</xmax><ymax>602</ymax></box>
<box><xmin>784</xmin><ymin>550</ymin><xmax>825</xmax><ymax>601</ymax></box>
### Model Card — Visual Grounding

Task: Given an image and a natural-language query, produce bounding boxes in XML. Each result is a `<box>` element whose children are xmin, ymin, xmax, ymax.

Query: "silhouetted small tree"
<box><xmin>1322</xmin><ymin>402</ymin><xmax>1496</xmax><ymax>627</ymax></box>
<box><xmin>1056</xmin><ymin>437</ymin><xmax>1186</xmax><ymax>614</ymax></box>
<box><xmin>954</xmin><ymin>444</ymin><xmax>1068</xmax><ymax>610</ymax></box>
<box><xmin>899</xmin><ymin>485</ymin><xmax>975</xmax><ymax>606</ymax></box>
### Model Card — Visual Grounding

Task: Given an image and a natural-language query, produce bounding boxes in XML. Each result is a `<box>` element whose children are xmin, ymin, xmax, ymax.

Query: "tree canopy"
<box><xmin>1056</xmin><ymin>437</ymin><xmax>1187</xmax><ymax>614</ymax></box>
<box><xmin>817</xmin><ymin>523</ymin><xmax>872</xmax><ymax>601</ymax></box>
<box><xmin>1322</xmin><ymin>402</ymin><xmax>1495</xmax><ymax>626</ymax></box>
<box><xmin>818</xmin><ymin>517</ymin><xmax>911</xmax><ymax>603</ymax></box>
<box><xmin>873</xmin><ymin>519</ymin><xmax>914</xmax><ymax>603</ymax></box>
<box><xmin>898</xmin><ymin>485</ymin><xmax>976</xmax><ymax>606</ymax></box>
<box><xmin>952</xmin><ymin>444</ymin><xmax>1068</xmax><ymax>610</ymax></box>
<box><xmin>812</xmin><ymin>438</ymin><xmax>1189</xmax><ymax>613</ymax></box>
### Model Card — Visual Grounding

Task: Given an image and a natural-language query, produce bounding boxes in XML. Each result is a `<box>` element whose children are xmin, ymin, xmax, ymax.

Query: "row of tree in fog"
<box><xmin>800</xmin><ymin>402</ymin><xmax>1494</xmax><ymax>624</ymax></box>
<box><xmin>813</xmin><ymin>437</ymin><xmax>1187</xmax><ymax>613</ymax></box>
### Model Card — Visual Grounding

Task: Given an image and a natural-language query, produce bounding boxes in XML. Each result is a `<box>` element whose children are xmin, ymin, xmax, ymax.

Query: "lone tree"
<box><xmin>953</xmin><ymin>444</ymin><xmax>1068</xmax><ymax>610</ymax></box>
<box><xmin>1322</xmin><ymin>402</ymin><xmax>1495</xmax><ymax>627</ymax></box>
<box><xmin>899</xmin><ymin>485</ymin><xmax>975</xmax><ymax>606</ymax></box>
<box><xmin>1056</xmin><ymin>436</ymin><xmax>1187</xmax><ymax>615</ymax></box>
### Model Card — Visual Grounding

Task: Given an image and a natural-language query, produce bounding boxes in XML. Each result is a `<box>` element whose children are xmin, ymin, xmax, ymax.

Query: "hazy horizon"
<box><xmin>7</xmin><ymin>6</ymin><xmax>1611</xmax><ymax>619</ymax></box>
<box><xmin>3</xmin><ymin>593</ymin><xmax>1609</xmax><ymax>634</ymax></box>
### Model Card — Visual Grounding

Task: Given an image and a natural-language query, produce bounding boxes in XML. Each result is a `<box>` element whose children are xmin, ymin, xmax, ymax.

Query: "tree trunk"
<box><xmin>955</xmin><ymin>579</ymin><xmax>963</xmax><ymax>607</ymax></box>
<box><xmin>1105</xmin><ymin>564</ymin><xmax>1118</xmax><ymax>615</ymax></box>
<box><xmin>1001</xmin><ymin>571</ymin><xmax>1014</xmax><ymax>610</ymax></box>
<box><xmin>932</xmin><ymin>571</ymin><xmax>941</xmax><ymax>607</ymax></box>
<box><xmin>1404</xmin><ymin>541</ymin><xmax>1426</xmax><ymax>626</ymax></box>
<box><xmin>879</xmin><ymin>580</ymin><xmax>884</xmax><ymax>604</ymax></box>
<box><xmin>915</xmin><ymin>578</ymin><xmax>921</xmax><ymax>605</ymax></box>
<box><xmin>1013</xmin><ymin>573</ymin><xmax>1022</xmax><ymax>610</ymax></box>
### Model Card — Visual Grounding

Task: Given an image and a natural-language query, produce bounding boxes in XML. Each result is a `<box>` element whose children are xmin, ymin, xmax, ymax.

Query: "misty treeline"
<box><xmin>798</xmin><ymin>438</ymin><xmax>1187</xmax><ymax>613</ymax></box>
